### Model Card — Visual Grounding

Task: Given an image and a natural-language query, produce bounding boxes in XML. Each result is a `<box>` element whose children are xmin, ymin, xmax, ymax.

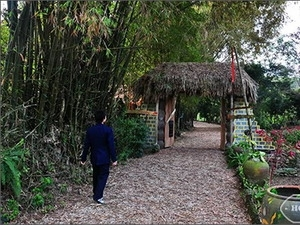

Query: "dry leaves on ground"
<box><xmin>12</xmin><ymin>122</ymin><xmax>253</xmax><ymax>224</ymax></box>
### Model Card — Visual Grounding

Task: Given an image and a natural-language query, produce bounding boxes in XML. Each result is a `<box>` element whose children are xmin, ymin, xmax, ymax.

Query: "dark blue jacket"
<box><xmin>81</xmin><ymin>123</ymin><xmax>117</xmax><ymax>165</ymax></box>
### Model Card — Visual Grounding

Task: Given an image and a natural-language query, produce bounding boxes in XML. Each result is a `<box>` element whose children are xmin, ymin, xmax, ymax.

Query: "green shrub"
<box><xmin>255</xmin><ymin>108</ymin><xmax>297</xmax><ymax>131</ymax></box>
<box><xmin>225</xmin><ymin>137</ymin><xmax>269</xmax><ymax>224</ymax></box>
<box><xmin>225</xmin><ymin>136</ymin><xmax>256</xmax><ymax>168</ymax></box>
<box><xmin>0</xmin><ymin>139</ymin><xmax>28</xmax><ymax>199</ymax></box>
<box><xmin>0</xmin><ymin>199</ymin><xmax>20</xmax><ymax>222</ymax></box>
<box><xmin>284</xmin><ymin>128</ymin><xmax>300</xmax><ymax>145</ymax></box>
<box><xmin>112</xmin><ymin>115</ymin><xmax>149</xmax><ymax>162</ymax></box>
<box><xmin>32</xmin><ymin>192</ymin><xmax>45</xmax><ymax>208</ymax></box>
<box><xmin>30</xmin><ymin>176</ymin><xmax>54</xmax><ymax>209</ymax></box>
<box><xmin>225</xmin><ymin>145</ymin><xmax>247</xmax><ymax>168</ymax></box>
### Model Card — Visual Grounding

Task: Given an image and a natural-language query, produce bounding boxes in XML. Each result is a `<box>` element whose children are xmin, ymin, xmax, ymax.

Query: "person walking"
<box><xmin>80</xmin><ymin>110</ymin><xmax>118</xmax><ymax>204</ymax></box>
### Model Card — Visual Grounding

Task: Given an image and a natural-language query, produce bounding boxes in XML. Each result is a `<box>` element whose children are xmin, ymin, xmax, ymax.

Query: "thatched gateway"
<box><xmin>130</xmin><ymin>62</ymin><xmax>258</xmax><ymax>150</ymax></box>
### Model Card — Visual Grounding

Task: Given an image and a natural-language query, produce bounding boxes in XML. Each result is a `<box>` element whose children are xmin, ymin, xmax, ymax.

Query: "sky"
<box><xmin>0</xmin><ymin>1</ymin><xmax>6</xmax><ymax>12</ymax></box>
<box><xmin>281</xmin><ymin>1</ymin><xmax>300</xmax><ymax>35</ymax></box>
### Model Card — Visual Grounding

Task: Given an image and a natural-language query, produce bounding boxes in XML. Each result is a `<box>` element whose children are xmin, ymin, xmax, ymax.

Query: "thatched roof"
<box><xmin>132</xmin><ymin>62</ymin><xmax>258</xmax><ymax>103</ymax></box>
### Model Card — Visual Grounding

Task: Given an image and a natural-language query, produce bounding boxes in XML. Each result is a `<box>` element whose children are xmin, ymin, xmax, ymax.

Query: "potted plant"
<box><xmin>243</xmin><ymin>150</ymin><xmax>270</xmax><ymax>186</ymax></box>
<box><xmin>228</xmin><ymin>134</ymin><xmax>270</xmax><ymax>186</ymax></box>
<box><xmin>260</xmin><ymin>185</ymin><xmax>300</xmax><ymax>224</ymax></box>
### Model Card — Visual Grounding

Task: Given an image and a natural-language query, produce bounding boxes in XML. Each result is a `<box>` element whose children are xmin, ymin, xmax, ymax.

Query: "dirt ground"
<box><xmin>10</xmin><ymin>121</ymin><xmax>299</xmax><ymax>224</ymax></box>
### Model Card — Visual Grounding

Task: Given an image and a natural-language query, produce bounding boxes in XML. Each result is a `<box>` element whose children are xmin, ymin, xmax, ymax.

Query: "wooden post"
<box><xmin>155</xmin><ymin>101</ymin><xmax>159</xmax><ymax>145</ymax></box>
<box><xmin>220</xmin><ymin>98</ymin><xmax>226</xmax><ymax>150</ymax></box>
<box><xmin>230</xmin><ymin>91</ymin><xmax>234</xmax><ymax>144</ymax></box>
<box><xmin>230</xmin><ymin>47</ymin><xmax>235</xmax><ymax>145</ymax></box>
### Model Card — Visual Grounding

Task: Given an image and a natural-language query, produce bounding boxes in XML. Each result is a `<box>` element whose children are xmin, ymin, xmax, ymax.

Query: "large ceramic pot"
<box><xmin>243</xmin><ymin>159</ymin><xmax>269</xmax><ymax>186</ymax></box>
<box><xmin>260</xmin><ymin>185</ymin><xmax>300</xmax><ymax>224</ymax></box>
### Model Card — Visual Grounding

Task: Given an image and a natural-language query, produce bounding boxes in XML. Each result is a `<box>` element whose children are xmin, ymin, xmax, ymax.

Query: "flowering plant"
<box><xmin>256</xmin><ymin>126</ymin><xmax>300</xmax><ymax>183</ymax></box>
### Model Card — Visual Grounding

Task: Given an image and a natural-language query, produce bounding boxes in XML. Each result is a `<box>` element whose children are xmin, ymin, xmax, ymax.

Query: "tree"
<box><xmin>245</xmin><ymin>63</ymin><xmax>299</xmax><ymax>130</ymax></box>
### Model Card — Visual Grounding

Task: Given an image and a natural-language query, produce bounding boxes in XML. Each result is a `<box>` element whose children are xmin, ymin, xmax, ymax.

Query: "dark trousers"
<box><xmin>92</xmin><ymin>164</ymin><xmax>110</xmax><ymax>201</ymax></box>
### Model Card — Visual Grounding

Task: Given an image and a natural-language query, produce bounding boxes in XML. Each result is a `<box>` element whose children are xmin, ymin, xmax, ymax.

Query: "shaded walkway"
<box><xmin>14</xmin><ymin>122</ymin><xmax>251</xmax><ymax>224</ymax></box>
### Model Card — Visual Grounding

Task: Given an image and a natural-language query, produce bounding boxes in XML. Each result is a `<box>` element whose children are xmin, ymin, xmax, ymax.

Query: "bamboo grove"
<box><xmin>2</xmin><ymin>1</ymin><xmax>147</xmax><ymax>169</ymax></box>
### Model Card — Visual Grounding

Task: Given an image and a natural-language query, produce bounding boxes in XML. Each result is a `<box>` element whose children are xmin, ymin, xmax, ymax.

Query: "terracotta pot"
<box><xmin>243</xmin><ymin>159</ymin><xmax>269</xmax><ymax>185</ymax></box>
<box><xmin>260</xmin><ymin>185</ymin><xmax>300</xmax><ymax>224</ymax></box>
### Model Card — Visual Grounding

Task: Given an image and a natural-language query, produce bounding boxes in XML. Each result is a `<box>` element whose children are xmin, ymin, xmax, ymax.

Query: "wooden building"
<box><xmin>131</xmin><ymin>62</ymin><xmax>258</xmax><ymax>150</ymax></box>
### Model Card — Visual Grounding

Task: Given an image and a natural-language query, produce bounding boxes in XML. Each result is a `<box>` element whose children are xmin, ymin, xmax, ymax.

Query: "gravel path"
<box><xmin>12</xmin><ymin>122</ymin><xmax>252</xmax><ymax>224</ymax></box>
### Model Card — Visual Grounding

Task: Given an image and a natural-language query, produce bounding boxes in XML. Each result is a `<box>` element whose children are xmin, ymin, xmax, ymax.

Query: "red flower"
<box><xmin>295</xmin><ymin>141</ymin><xmax>300</xmax><ymax>150</ymax></box>
<box><xmin>256</xmin><ymin>129</ymin><xmax>265</xmax><ymax>136</ymax></box>
<box><xmin>288</xmin><ymin>151</ymin><xmax>296</xmax><ymax>158</ymax></box>
<box><xmin>264</xmin><ymin>136</ymin><xmax>273</xmax><ymax>142</ymax></box>
<box><xmin>276</xmin><ymin>149</ymin><xmax>283</xmax><ymax>154</ymax></box>
<box><xmin>276</xmin><ymin>138</ymin><xmax>285</xmax><ymax>146</ymax></box>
